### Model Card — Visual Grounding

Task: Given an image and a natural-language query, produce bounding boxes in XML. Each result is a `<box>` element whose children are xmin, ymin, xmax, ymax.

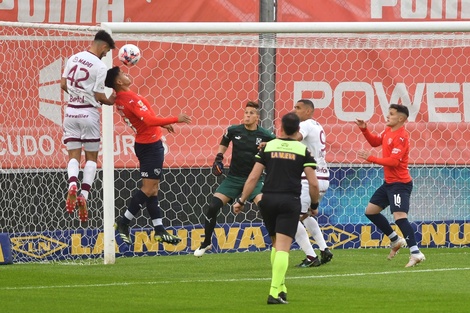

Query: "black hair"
<box><xmin>105</xmin><ymin>66</ymin><xmax>120</xmax><ymax>89</ymax></box>
<box><xmin>246</xmin><ymin>101</ymin><xmax>259</xmax><ymax>110</ymax></box>
<box><xmin>390</xmin><ymin>103</ymin><xmax>409</xmax><ymax>118</ymax></box>
<box><xmin>297</xmin><ymin>99</ymin><xmax>314</xmax><ymax>110</ymax></box>
<box><xmin>94</xmin><ymin>30</ymin><xmax>116</xmax><ymax>49</ymax></box>
<box><xmin>282</xmin><ymin>112</ymin><xmax>300</xmax><ymax>135</ymax></box>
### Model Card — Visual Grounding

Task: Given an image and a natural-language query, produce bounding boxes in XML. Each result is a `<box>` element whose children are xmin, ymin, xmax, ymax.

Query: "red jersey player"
<box><xmin>356</xmin><ymin>104</ymin><xmax>425</xmax><ymax>267</ymax></box>
<box><xmin>105</xmin><ymin>66</ymin><xmax>191</xmax><ymax>245</ymax></box>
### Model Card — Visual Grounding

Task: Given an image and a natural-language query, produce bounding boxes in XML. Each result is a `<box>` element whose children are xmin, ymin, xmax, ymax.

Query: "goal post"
<box><xmin>1</xmin><ymin>21</ymin><xmax>469</xmax><ymax>265</ymax></box>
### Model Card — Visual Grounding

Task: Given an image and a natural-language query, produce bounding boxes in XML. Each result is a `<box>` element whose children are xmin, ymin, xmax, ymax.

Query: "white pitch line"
<box><xmin>1</xmin><ymin>267</ymin><xmax>469</xmax><ymax>291</ymax></box>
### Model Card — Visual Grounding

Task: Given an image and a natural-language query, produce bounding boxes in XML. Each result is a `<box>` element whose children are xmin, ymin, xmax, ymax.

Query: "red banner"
<box><xmin>2</xmin><ymin>1</ymin><xmax>470</xmax><ymax>24</ymax></box>
<box><xmin>275</xmin><ymin>47</ymin><xmax>470</xmax><ymax>165</ymax></box>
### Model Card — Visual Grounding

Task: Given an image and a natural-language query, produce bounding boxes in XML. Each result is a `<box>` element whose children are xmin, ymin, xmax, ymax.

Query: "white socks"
<box><xmin>303</xmin><ymin>216</ymin><xmax>328</xmax><ymax>251</ymax></box>
<box><xmin>67</xmin><ymin>158</ymin><xmax>79</xmax><ymax>188</ymax></box>
<box><xmin>81</xmin><ymin>160</ymin><xmax>97</xmax><ymax>199</ymax></box>
<box><xmin>295</xmin><ymin>221</ymin><xmax>317</xmax><ymax>258</ymax></box>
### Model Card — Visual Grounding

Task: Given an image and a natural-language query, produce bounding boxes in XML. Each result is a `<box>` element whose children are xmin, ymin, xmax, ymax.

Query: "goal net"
<box><xmin>1</xmin><ymin>22</ymin><xmax>469</xmax><ymax>264</ymax></box>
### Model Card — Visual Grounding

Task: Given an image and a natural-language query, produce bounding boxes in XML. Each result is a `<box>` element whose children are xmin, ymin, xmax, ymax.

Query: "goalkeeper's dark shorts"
<box><xmin>215</xmin><ymin>175</ymin><xmax>263</xmax><ymax>203</ymax></box>
<box><xmin>258</xmin><ymin>192</ymin><xmax>301</xmax><ymax>239</ymax></box>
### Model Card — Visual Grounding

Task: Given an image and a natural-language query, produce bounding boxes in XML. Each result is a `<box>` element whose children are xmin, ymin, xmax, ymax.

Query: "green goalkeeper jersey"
<box><xmin>220</xmin><ymin>124</ymin><xmax>276</xmax><ymax>178</ymax></box>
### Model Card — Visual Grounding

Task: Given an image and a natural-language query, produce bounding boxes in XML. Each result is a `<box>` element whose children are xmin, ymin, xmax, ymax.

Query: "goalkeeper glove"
<box><xmin>212</xmin><ymin>153</ymin><xmax>224</xmax><ymax>176</ymax></box>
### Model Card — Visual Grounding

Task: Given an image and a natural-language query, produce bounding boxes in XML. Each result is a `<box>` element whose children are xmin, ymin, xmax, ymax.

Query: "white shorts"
<box><xmin>300</xmin><ymin>178</ymin><xmax>329</xmax><ymax>214</ymax></box>
<box><xmin>63</xmin><ymin>106</ymin><xmax>101</xmax><ymax>151</ymax></box>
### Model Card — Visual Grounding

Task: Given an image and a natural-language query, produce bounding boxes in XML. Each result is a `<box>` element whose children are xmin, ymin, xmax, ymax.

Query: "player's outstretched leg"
<box><xmin>66</xmin><ymin>185</ymin><xmax>78</xmax><ymax>213</ymax></box>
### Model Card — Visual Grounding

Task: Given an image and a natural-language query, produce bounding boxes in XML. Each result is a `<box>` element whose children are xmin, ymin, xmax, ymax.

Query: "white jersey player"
<box><xmin>60</xmin><ymin>30</ymin><xmax>116</xmax><ymax>223</ymax></box>
<box><xmin>293</xmin><ymin>99</ymin><xmax>333</xmax><ymax>267</ymax></box>
<box><xmin>62</xmin><ymin>50</ymin><xmax>108</xmax><ymax>146</ymax></box>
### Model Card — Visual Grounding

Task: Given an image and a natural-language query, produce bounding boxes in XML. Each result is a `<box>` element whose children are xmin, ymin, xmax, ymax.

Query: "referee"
<box><xmin>233</xmin><ymin>112</ymin><xmax>320</xmax><ymax>305</ymax></box>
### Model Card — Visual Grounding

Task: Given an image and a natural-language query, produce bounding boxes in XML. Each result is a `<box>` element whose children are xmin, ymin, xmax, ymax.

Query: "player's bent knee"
<box><xmin>205</xmin><ymin>197</ymin><xmax>223</xmax><ymax>218</ymax></box>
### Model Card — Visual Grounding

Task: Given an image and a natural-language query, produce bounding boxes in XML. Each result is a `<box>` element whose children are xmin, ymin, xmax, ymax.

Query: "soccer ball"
<box><xmin>118</xmin><ymin>44</ymin><xmax>141</xmax><ymax>66</ymax></box>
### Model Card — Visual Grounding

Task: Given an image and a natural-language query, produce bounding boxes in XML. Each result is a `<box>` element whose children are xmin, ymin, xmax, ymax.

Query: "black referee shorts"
<box><xmin>258</xmin><ymin>193</ymin><xmax>301</xmax><ymax>239</ymax></box>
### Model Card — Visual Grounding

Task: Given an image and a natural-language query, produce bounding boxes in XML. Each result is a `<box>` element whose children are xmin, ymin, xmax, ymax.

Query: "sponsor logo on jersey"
<box><xmin>69</xmin><ymin>95</ymin><xmax>86</xmax><ymax>103</ymax></box>
<box><xmin>271</xmin><ymin>151</ymin><xmax>296</xmax><ymax>160</ymax></box>
<box><xmin>137</xmin><ymin>100</ymin><xmax>148</xmax><ymax>111</ymax></box>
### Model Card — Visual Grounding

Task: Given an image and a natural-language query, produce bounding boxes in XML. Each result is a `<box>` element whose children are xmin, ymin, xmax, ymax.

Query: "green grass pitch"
<box><xmin>1</xmin><ymin>248</ymin><xmax>469</xmax><ymax>313</ymax></box>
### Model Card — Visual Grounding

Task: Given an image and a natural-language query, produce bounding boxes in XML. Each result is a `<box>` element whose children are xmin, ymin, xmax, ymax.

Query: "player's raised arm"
<box><xmin>177</xmin><ymin>113</ymin><xmax>191</xmax><ymax>124</ymax></box>
<box><xmin>354</xmin><ymin>118</ymin><xmax>367</xmax><ymax>129</ymax></box>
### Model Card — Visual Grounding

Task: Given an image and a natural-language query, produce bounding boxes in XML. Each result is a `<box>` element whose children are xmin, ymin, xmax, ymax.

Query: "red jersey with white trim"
<box><xmin>115</xmin><ymin>90</ymin><xmax>178</xmax><ymax>144</ymax></box>
<box><xmin>360</xmin><ymin>126</ymin><xmax>412</xmax><ymax>184</ymax></box>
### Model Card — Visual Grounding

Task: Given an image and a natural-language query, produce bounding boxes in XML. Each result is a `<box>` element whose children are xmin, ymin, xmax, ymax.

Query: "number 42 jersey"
<box><xmin>62</xmin><ymin>50</ymin><xmax>107</xmax><ymax>108</ymax></box>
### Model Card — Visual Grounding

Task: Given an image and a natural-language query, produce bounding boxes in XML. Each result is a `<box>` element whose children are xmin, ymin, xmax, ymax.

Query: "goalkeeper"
<box><xmin>105</xmin><ymin>66</ymin><xmax>191</xmax><ymax>245</ymax></box>
<box><xmin>194</xmin><ymin>101</ymin><xmax>275</xmax><ymax>257</ymax></box>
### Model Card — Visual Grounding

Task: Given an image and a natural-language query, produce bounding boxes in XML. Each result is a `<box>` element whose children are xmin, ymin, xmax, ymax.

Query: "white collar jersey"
<box><xmin>299</xmin><ymin>118</ymin><xmax>330</xmax><ymax>180</ymax></box>
<box><xmin>62</xmin><ymin>50</ymin><xmax>107</xmax><ymax>108</ymax></box>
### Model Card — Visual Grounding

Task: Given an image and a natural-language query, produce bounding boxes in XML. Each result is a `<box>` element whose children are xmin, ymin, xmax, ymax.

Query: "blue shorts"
<box><xmin>369</xmin><ymin>181</ymin><xmax>413</xmax><ymax>213</ymax></box>
<box><xmin>134</xmin><ymin>141</ymin><xmax>164</xmax><ymax>180</ymax></box>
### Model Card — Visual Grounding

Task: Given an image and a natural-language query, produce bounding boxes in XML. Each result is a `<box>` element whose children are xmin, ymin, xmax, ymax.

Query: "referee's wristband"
<box><xmin>236</xmin><ymin>198</ymin><xmax>245</xmax><ymax>205</ymax></box>
<box><xmin>310</xmin><ymin>202</ymin><xmax>319</xmax><ymax>210</ymax></box>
